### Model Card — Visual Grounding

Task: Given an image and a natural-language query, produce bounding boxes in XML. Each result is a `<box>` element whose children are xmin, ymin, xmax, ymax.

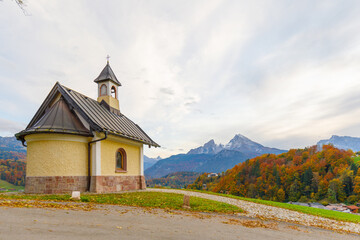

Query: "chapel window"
<box><xmin>100</xmin><ymin>84</ymin><xmax>107</xmax><ymax>96</ymax></box>
<box><xmin>116</xmin><ymin>148</ymin><xmax>127</xmax><ymax>172</ymax></box>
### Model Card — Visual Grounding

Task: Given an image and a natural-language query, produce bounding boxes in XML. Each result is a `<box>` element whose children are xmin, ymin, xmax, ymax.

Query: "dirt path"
<box><xmin>147</xmin><ymin>188</ymin><xmax>360</xmax><ymax>234</ymax></box>
<box><xmin>0</xmin><ymin>204</ymin><xmax>359</xmax><ymax>240</ymax></box>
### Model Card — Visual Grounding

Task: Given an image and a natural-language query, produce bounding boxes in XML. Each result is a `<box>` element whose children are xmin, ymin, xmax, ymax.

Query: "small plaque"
<box><xmin>71</xmin><ymin>191</ymin><xmax>81</xmax><ymax>200</ymax></box>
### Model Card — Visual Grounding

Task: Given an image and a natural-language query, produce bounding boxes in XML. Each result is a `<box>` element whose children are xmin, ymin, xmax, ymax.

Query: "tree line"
<box><xmin>188</xmin><ymin>145</ymin><xmax>360</xmax><ymax>204</ymax></box>
<box><xmin>0</xmin><ymin>159</ymin><xmax>26</xmax><ymax>186</ymax></box>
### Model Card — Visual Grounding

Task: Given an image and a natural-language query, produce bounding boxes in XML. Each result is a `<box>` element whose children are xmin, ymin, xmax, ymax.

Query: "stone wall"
<box><xmin>25</xmin><ymin>175</ymin><xmax>146</xmax><ymax>194</ymax></box>
<box><xmin>25</xmin><ymin>176</ymin><xmax>88</xmax><ymax>194</ymax></box>
<box><xmin>90</xmin><ymin>175</ymin><xmax>146</xmax><ymax>193</ymax></box>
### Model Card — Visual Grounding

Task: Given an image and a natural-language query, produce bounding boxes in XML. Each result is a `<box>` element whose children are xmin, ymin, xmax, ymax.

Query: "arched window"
<box><xmin>116</xmin><ymin>148</ymin><xmax>127</xmax><ymax>172</ymax></box>
<box><xmin>111</xmin><ymin>86</ymin><xmax>116</xmax><ymax>98</ymax></box>
<box><xmin>100</xmin><ymin>84</ymin><xmax>107</xmax><ymax>96</ymax></box>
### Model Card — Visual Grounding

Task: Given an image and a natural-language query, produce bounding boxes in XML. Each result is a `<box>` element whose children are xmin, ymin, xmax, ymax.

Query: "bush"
<box><xmin>347</xmin><ymin>195</ymin><xmax>358</xmax><ymax>204</ymax></box>
<box><xmin>298</xmin><ymin>196</ymin><xmax>308</xmax><ymax>203</ymax></box>
<box><xmin>320</xmin><ymin>200</ymin><xmax>329</xmax><ymax>206</ymax></box>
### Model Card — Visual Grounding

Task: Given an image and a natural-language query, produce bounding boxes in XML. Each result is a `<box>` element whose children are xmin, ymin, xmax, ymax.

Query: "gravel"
<box><xmin>147</xmin><ymin>188</ymin><xmax>360</xmax><ymax>234</ymax></box>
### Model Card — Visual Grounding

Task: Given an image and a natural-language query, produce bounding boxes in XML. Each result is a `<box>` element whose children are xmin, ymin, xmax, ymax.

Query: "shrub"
<box><xmin>347</xmin><ymin>195</ymin><xmax>358</xmax><ymax>205</ymax></box>
<box><xmin>320</xmin><ymin>200</ymin><xmax>329</xmax><ymax>206</ymax></box>
<box><xmin>299</xmin><ymin>196</ymin><xmax>308</xmax><ymax>203</ymax></box>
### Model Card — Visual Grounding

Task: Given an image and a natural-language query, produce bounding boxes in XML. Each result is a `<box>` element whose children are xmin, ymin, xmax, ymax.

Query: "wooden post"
<box><xmin>183</xmin><ymin>195</ymin><xmax>191</xmax><ymax>209</ymax></box>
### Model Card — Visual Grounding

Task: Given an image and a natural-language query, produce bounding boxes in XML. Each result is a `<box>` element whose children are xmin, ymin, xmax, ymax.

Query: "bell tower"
<box><xmin>94</xmin><ymin>56</ymin><xmax>122</xmax><ymax>112</ymax></box>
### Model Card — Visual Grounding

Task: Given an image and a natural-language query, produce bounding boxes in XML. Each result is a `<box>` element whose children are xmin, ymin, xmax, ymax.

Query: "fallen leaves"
<box><xmin>222</xmin><ymin>218</ymin><xmax>278</xmax><ymax>230</ymax></box>
<box><xmin>0</xmin><ymin>199</ymin><xmax>97</xmax><ymax>211</ymax></box>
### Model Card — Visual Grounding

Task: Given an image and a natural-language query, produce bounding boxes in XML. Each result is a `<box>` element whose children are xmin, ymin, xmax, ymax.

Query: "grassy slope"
<box><xmin>0</xmin><ymin>191</ymin><xmax>243</xmax><ymax>214</ymax></box>
<box><xmin>0</xmin><ymin>180</ymin><xmax>24</xmax><ymax>191</ymax></box>
<box><xmin>183</xmin><ymin>189</ymin><xmax>360</xmax><ymax>224</ymax></box>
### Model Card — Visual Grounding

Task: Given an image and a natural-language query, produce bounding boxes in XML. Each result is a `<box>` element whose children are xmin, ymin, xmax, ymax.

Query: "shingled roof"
<box><xmin>16</xmin><ymin>82</ymin><xmax>159</xmax><ymax>147</ymax></box>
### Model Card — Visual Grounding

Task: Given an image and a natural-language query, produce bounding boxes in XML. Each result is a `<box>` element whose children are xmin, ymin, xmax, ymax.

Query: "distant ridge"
<box><xmin>187</xmin><ymin>139</ymin><xmax>224</xmax><ymax>155</ymax></box>
<box><xmin>144</xmin><ymin>156</ymin><xmax>161</xmax><ymax>170</ymax></box>
<box><xmin>0</xmin><ymin>136</ymin><xmax>26</xmax><ymax>152</ymax></box>
<box><xmin>145</xmin><ymin>134</ymin><xmax>286</xmax><ymax>178</ymax></box>
<box><xmin>317</xmin><ymin>135</ymin><xmax>360</xmax><ymax>152</ymax></box>
<box><xmin>188</xmin><ymin>134</ymin><xmax>285</xmax><ymax>156</ymax></box>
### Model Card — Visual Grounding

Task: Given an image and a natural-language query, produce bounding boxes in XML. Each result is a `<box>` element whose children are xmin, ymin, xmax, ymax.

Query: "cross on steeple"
<box><xmin>106</xmin><ymin>55</ymin><xmax>110</xmax><ymax>63</ymax></box>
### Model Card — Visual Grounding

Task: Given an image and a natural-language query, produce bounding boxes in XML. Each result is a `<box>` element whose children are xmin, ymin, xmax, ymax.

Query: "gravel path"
<box><xmin>147</xmin><ymin>188</ymin><xmax>360</xmax><ymax>234</ymax></box>
<box><xmin>2</xmin><ymin>204</ymin><xmax>358</xmax><ymax>240</ymax></box>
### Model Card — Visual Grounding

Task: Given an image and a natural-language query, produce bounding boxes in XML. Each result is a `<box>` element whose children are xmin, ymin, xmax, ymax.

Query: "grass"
<box><xmin>0</xmin><ymin>191</ymin><xmax>243</xmax><ymax>214</ymax></box>
<box><xmin>0</xmin><ymin>180</ymin><xmax>24</xmax><ymax>192</ymax></box>
<box><xmin>181</xmin><ymin>189</ymin><xmax>360</xmax><ymax>224</ymax></box>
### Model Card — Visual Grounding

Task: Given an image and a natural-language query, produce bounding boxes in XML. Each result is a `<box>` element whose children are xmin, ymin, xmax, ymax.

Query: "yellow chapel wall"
<box><xmin>100</xmin><ymin>138</ymin><xmax>141</xmax><ymax>176</ymax></box>
<box><xmin>97</xmin><ymin>95</ymin><xmax>119</xmax><ymax>110</ymax></box>
<box><xmin>25</xmin><ymin>134</ymin><xmax>90</xmax><ymax>177</ymax></box>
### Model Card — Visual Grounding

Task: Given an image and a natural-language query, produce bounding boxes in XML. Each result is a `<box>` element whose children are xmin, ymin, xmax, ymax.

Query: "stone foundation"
<box><xmin>90</xmin><ymin>175</ymin><xmax>146</xmax><ymax>193</ymax></box>
<box><xmin>25</xmin><ymin>175</ymin><xmax>146</xmax><ymax>194</ymax></box>
<box><xmin>25</xmin><ymin>176</ymin><xmax>88</xmax><ymax>194</ymax></box>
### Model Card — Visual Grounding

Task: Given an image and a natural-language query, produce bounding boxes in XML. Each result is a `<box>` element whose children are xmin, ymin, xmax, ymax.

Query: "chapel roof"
<box><xmin>16</xmin><ymin>82</ymin><xmax>159</xmax><ymax>147</ymax></box>
<box><xmin>22</xmin><ymin>97</ymin><xmax>91</xmax><ymax>136</ymax></box>
<box><xmin>93</xmin><ymin>62</ymin><xmax>121</xmax><ymax>86</ymax></box>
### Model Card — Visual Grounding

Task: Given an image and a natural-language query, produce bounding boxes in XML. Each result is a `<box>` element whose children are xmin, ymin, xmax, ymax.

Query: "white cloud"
<box><xmin>1</xmin><ymin>0</ymin><xmax>360</xmax><ymax>158</ymax></box>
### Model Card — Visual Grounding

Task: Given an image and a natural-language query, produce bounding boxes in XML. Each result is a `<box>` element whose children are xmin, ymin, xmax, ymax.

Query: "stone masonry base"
<box><xmin>25</xmin><ymin>176</ymin><xmax>88</xmax><ymax>194</ymax></box>
<box><xmin>25</xmin><ymin>175</ymin><xmax>146</xmax><ymax>194</ymax></box>
<box><xmin>90</xmin><ymin>175</ymin><xmax>146</xmax><ymax>193</ymax></box>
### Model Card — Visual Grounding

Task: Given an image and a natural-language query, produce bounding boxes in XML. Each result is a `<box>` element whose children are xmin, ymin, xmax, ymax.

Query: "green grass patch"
<box><xmin>0</xmin><ymin>191</ymin><xmax>242</xmax><ymax>214</ymax></box>
<box><xmin>0</xmin><ymin>180</ymin><xmax>24</xmax><ymax>192</ymax></box>
<box><xmin>352</xmin><ymin>156</ymin><xmax>360</xmax><ymax>165</ymax></box>
<box><xmin>182</xmin><ymin>189</ymin><xmax>360</xmax><ymax>224</ymax></box>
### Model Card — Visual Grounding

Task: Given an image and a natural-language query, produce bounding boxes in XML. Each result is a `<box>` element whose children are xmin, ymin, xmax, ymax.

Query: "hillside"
<box><xmin>145</xmin><ymin>154</ymin><xmax>212</xmax><ymax>179</ymax></box>
<box><xmin>0</xmin><ymin>179</ymin><xmax>24</xmax><ymax>191</ymax></box>
<box><xmin>0</xmin><ymin>159</ymin><xmax>26</xmax><ymax>186</ymax></box>
<box><xmin>146</xmin><ymin>171</ymin><xmax>201</xmax><ymax>188</ymax></box>
<box><xmin>188</xmin><ymin>145</ymin><xmax>360</xmax><ymax>204</ymax></box>
<box><xmin>145</xmin><ymin>134</ymin><xmax>285</xmax><ymax>178</ymax></box>
<box><xmin>144</xmin><ymin>155</ymin><xmax>161</xmax><ymax>170</ymax></box>
<box><xmin>0</xmin><ymin>136</ymin><xmax>26</xmax><ymax>153</ymax></box>
<box><xmin>0</xmin><ymin>137</ymin><xmax>27</xmax><ymax>187</ymax></box>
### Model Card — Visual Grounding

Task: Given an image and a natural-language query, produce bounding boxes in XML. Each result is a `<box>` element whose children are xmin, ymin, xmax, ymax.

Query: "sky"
<box><xmin>1</xmin><ymin>0</ymin><xmax>360</xmax><ymax>158</ymax></box>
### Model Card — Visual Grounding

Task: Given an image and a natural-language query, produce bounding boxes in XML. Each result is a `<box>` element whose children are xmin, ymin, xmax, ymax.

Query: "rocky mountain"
<box><xmin>187</xmin><ymin>134</ymin><xmax>284</xmax><ymax>155</ymax></box>
<box><xmin>144</xmin><ymin>156</ymin><xmax>161</xmax><ymax>170</ymax></box>
<box><xmin>145</xmin><ymin>134</ymin><xmax>286</xmax><ymax>178</ymax></box>
<box><xmin>317</xmin><ymin>135</ymin><xmax>360</xmax><ymax>152</ymax></box>
<box><xmin>187</xmin><ymin>139</ymin><xmax>224</xmax><ymax>155</ymax></box>
<box><xmin>223</xmin><ymin>134</ymin><xmax>285</xmax><ymax>155</ymax></box>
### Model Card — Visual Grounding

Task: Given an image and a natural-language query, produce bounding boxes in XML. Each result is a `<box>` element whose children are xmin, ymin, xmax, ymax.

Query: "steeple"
<box><xmin>94</xmin><ymin>57</ymin><xmax>121</xmax><ymax>112</ymax></box>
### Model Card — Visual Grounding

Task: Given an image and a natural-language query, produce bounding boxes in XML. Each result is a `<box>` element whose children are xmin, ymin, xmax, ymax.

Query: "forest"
<box><xmin>0</xmin><ymin>150</ymin><xmax>26</xmax><ymax>186</ymax></box>
<box><xmin>146</xmin><ymin>171</ymin><xmax>201</xmax><ymax>189</ymax></box>
<box><xmin>0</xmin><ymin>159</ymin><xmax>26</xmax><ymax>186</ymax></box>
<box><xmin>188</xmin><ymin>145</ymin><xmax>360</xmax><ymax>204</ymax></box>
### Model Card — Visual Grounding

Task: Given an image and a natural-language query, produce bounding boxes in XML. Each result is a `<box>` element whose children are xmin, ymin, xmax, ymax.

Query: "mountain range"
<box><xmin>144</xmin><ymin>155</ymin><xmax>162</xmax><ymax>170</ymax></box>
<box><xmin>3</xmin><ymin>134</ymin><xmax>360</xmax><ymax>179</ymax></box>
<box><xmin>145</xmin><ymin>134</ymin><xmax>286</xmax><ymax>178</ymax></box>
<box><xmin>0</xmin><ymin>137</ymin><xmax>26</xmax><ymax>153</ymax></box>
<box><xmin>317</xmin><ymin>135</ymin><xmax>360</xmax><ymax>152</ymax></box>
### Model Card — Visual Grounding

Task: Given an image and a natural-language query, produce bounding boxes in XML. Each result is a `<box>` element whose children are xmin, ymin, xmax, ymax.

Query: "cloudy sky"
<box><xmin>1</xmin><ymin>1</ymin><xmax>360</xmax><ymax>158</ymax></box>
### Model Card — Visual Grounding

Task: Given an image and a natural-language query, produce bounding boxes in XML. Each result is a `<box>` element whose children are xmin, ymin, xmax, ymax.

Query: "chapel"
<box><xmin>15</xmin><ymin>60</ymin><xmax>159</xmax><ymax>194</ymax></box>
